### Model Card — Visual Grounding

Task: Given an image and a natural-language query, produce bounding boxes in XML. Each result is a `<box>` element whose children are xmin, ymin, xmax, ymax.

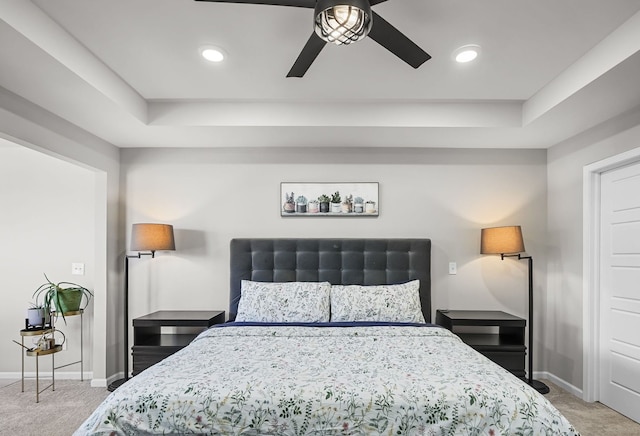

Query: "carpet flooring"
<box><xmin>0</xmin><ymin>379</ymin><xmax>109</xmax><ymax>436</ymax></box>
<box><xmin>543</xmin><ymin>380</ymin><xmax>640</xmax><ymax>435</ymax></box>
<box><xmin>0</xmin><ymin>378</ymin><xmax>638</xmax><ymax>435</ymax></box>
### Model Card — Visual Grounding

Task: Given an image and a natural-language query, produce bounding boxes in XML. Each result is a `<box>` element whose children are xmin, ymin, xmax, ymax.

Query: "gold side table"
<box><xmin>53</xmin><ymin>310</ymin><xmax>84</xmax><ymax>380</ymax></box>
<box><xmin>20</xmin><ymin>328</ymin><xmax>62</xmax><ymax>403</ymax></box>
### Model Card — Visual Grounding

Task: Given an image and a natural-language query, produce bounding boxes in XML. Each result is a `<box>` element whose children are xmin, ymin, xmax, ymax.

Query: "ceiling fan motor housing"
<box><xmin>314</xmin><ymin>0</ymin><xmax>373</xmax><ymax>45</ymax></box>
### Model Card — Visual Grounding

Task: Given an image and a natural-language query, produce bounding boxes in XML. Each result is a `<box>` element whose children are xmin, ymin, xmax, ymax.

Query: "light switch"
<box><xmin>448</xmin><ymin>262</ymin><xmax>457</xmax><ymax>275</ymax></box>
<box><xmin>71</xmin><ymin>263</ymin><xmax>85</xmax><ymax>275</ymax></box>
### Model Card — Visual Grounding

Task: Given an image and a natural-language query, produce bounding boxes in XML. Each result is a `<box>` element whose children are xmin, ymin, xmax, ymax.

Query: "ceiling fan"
<box><xmin>194</xmin><ymin>0</ymin><xmax>431</xmax><ymax>77</ymax></box>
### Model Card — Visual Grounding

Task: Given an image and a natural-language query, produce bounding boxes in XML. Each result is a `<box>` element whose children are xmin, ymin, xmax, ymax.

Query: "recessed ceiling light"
<box><xmin>453</xmin><ymin>44</ymin><xmax>481</xmax><ymax>63</ymax></box>
<box><xmin>201</xmin><ymin>46</ymin><xmax>225</xmax><ymax>63</ymax></box>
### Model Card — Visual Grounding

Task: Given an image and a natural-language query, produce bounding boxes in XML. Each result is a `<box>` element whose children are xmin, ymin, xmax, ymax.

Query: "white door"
<box><xmin>599</xmin><ymin>160</ymin><xmax>640</xmax><ymax>423</ymax></box>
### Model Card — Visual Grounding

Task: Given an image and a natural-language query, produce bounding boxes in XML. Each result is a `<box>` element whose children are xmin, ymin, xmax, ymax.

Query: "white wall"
<box><xmin>0</xmin><ymin>88</ymin><xmax>121</xmax><ymax>385</ymax></box>
<box><xmin>546</xmin><ymin>108</ymin><xmax>640</xmax><ymax>390</ymax></box>
<box><xmin>0</xmin><ymin>141</ymin><xmax>94</xmax><ymax>376</ymax></box>
<box><xmin>122</xmin><ymin>147</ymin><xmax>549</xmax><ymax>373</ymax></box>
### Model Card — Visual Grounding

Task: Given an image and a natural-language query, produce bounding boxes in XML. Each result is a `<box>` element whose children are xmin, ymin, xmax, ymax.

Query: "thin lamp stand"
<box><xmin>107</xmin><ymin>250</ymin><xmax>155</xmax><ymax>391</ymax></box>
<box><xmin>501</xmin><ymin>253</ymin><xmax>550</xmax><ymax>394</ymax></box>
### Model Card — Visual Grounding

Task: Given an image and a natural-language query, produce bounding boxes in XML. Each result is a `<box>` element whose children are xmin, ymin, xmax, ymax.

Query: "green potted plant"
<box><xmin>33</xmin><ymin>274</ymin><xmax>93</xmax><ymax>324</ymax></box>
<box><xmin>330</xmin><ymin>191</ymin><xmax>341</xmax><ymax>213</ymax></box>
<box><xmin>318</xmin><ymin>194</ymin><xmax>330</xmax><ymax>213</ymax></box>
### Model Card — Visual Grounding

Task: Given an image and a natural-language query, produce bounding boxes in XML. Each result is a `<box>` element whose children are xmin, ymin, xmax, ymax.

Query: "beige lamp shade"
<box><xmin>480</xmin><ymin>225</ymin><xmax>525</xmax><ymax>254</ymax></box>
<box><xmin>130</xmin><ymin>223</ymin><xmax>175</xmax><ymax>252</ymax></box>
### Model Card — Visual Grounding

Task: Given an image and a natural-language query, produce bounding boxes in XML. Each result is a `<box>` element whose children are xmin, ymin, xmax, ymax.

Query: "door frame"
<box><xmin>583</xmin><ymin>146</ymin><xmax>640</xmax><ymax>402</ymax></box>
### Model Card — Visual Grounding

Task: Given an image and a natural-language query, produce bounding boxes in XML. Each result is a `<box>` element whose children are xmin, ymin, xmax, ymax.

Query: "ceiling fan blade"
<box><xmin>367</xmin><ymin>11</ymin><xmax>431</xmax><ymax>69</ymax></box>
<box><xmin>287</xmin><ymin>32</ymin><xmax>327</xmax><ymax>77</ymax></box>
<box><xmin>194</xmin><ymin>0</ymin><xmax>315</xmax><ymax>8</ymax></box>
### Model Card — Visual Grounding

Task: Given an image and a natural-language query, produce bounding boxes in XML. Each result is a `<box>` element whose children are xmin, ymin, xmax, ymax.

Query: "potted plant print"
<box><xmin>318</xmin><ymin>194</ymin><xmax>330</xmax><ymax>213</ymax></box>
<box><xmin>354</xmin><ymin>197</ymin><xmax>364</xmax><ymax>213</ymax></box>
<box><xmin>365</xmin><ymin>200</ymin><xmax>376</xmax><ymax>214</ymax></box>
<box><xmin>341</xmin><ymin>194</ymin><xmax>353</xmax><ymax>213</ymax></box>
<box><xmin>330</xmin><ymin>191</ymin><xmax>341</xmax><ymax>213</ymax></box>
<box><xmin>308</xmin><ymin>200</ymin><xmax>319</xmax><ymax>213</ymax></box>
<box><xmin>283</xmin><ymin>192</ymin><xmax>295</xmax><ymax>213</ymax></box>
<box><xmin>296</xmin><ymin>195</ymin><xmax>308</xmax><ymax>213</ymax></box>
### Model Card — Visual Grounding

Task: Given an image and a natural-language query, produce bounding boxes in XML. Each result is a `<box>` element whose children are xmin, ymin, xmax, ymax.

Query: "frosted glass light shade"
<box><xmin>480</xmin><ymin>225</ymin><xmax>525</xmax><ymax>255</ymax></box>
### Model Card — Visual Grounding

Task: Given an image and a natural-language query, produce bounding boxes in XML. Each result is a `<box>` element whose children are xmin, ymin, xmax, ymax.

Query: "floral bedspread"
<box><xmin>75</xmin><ymin>324</ymin><xmax>579</xmax><ymax>435</ymax></box>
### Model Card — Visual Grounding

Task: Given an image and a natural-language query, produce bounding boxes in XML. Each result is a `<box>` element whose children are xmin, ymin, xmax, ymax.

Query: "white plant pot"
<box><xmin>330</xmin><ymin>203</ymin><xmax>341</xmax><ymax>213</ymax></box>
<box><xmin>27</xmin><ymin>308</ymin><xmax>45</xmax><ymax>327</ymax></box>
<box><xmin>365</xmin><ymin>202</ymin><xmax>376</xmax><ymax>213</ymax></box>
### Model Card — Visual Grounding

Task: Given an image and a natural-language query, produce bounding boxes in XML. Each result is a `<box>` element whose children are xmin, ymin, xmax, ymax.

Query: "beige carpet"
<box><xmin>0</xmin><ymin>379</ymin><xmax>109</xmax><ymax>436</ymax></box>
<box><xmin>543</xmin><ymin>379</ymin><xmax>640</xmax><ymax>435</ymax></box>
<box><xmin>0</xmin><ymin>378</ymin><xmax>638</xmax><ymax>435</ymax></box>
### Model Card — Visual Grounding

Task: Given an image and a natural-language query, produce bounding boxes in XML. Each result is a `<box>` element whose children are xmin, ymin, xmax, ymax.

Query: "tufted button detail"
<box><xmin>230</xmin><ymin>238</ymin><xmax>431</xmax><ymax>322</ymax></box>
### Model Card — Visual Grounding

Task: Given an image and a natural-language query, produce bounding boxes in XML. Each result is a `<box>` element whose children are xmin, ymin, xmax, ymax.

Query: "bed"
<box><xmin>76</xmin><ymin>238</ymin><xmax>578</xmax><ymax>435</ymax></box>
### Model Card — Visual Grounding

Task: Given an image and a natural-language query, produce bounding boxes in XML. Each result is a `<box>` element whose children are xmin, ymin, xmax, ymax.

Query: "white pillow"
<box><xmin>236</xmin><ymin>280</ymin><xmax>331</xmax><ymax>322</ymax></box>
<box><xmin>330</xmin><ymin>280</ymin><xmax>425</xmax><ymax>323</ymax></box>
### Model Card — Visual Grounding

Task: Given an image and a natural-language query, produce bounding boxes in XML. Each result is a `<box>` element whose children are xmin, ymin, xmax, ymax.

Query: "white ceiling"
<box><xmin>1</xmin><ymin>0</ymin><xmax>640</xmax><ymax>149</ymax></box>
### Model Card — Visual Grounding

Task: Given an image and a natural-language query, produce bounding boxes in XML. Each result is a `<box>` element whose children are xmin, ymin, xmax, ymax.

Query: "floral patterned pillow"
<box><xmin>330</xmin><ymin>280</ymin><xmax>425</xmax><ymax>323</ymax></box>
<box><xmin>236</xmin><ymin>281</ymin><xmax>331</xmax><ymax>322</ymax></box>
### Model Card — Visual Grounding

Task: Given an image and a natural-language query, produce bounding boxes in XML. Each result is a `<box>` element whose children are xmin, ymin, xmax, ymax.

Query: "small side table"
<box><xmin>132</xmin><ymin>310</ymin><xmax>225</xmax><ymax>375</ymax></box>
<box><xmin>20</xmin><ymin>328</ymin><xmax>62</xmax><ymax>403</ymax></box>
<box><xmin>53</xmin><ymin>309</ymin><xmax>84</xmax><ymax>380</ymax></box>
<box><xmin>436</xmin><ymin>310</ymin><xmax>526</xmax><ymax>379</ymax></box>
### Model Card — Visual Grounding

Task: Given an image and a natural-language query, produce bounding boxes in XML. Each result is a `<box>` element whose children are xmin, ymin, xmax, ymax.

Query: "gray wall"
<box><xmin>4</xmin><ymin>82</ymin><xmax>639</xmax><ymax>390</ymax></box>
<box><xmin>122</xmin><ymin>147</ymin><xmax>549</xmax><ymax>372</ymax></box>
<box><xmin>0</xmin><ymin>89</ymin><xmax>121</xmax><ymax>385</ymax></box>
<box><xmin>546</xmin><ymin>109</ymin><xmax>640</xmax><ymax>390</ymax></box>
<box><xmin>0</xmin><ymin>142</ymin><xmax>95</xmax><ymax>375</ymax></box>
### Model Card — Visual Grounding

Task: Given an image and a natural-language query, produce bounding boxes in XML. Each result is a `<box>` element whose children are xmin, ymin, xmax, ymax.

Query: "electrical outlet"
<box><xmin>448</xmin><ymin>262</ymin><xmax>457</xmax><ymax>275</ymax></box>
<box><xmin>71</xmin><ymin>263</ymin><xmax>85</xmax><ymax>275</ymax></box>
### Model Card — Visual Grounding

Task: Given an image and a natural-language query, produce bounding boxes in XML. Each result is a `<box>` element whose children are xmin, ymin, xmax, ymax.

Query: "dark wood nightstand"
<box><xmin>436</xmin><ymin>310</ymin><xmax>526</xmax><ymax>379</ymax></box>
<box><xmin>132</xmin><ymin>310</ymin><xmax>225</xmax><ymax>375</ymax></box>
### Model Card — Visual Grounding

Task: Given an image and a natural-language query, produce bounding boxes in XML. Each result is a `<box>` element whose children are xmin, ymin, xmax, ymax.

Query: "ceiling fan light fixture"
<box><xmin>314</xmin><ymin>0</ymin><xmax>372</xmax><ymax>45</ymax></box>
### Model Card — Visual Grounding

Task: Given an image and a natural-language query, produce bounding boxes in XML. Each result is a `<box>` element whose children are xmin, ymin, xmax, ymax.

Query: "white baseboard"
<box><xmin>0</xmin><ymin>371</ymin><xmax>93</xmax><ymax>380</ymax></box>
<box><xmin>91</xmin><ymin>378</ymin><xmax>108</xmax><ymax>388</ymax></box>
<box><xmin>534</xmin><ymin>371</ymin><xmax>584</xmax><ymax>399</ymax></box>
<box><xmin>93</xmin><ymin>371</ymin><xmax>124</xmax><ymax>388</ymax></box>
<box><xmin>70</xmin><ymin>372</ymin><xmax>124</xmax><ymax>388</ymax></box>
<box><xmin>1</xmin><ymin>371</ymin><xmax>114</xmax><ymax>389</ymax></box>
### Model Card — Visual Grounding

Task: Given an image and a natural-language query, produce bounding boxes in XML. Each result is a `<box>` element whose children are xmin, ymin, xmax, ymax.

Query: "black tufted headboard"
<box><xmin>229</xmin><ymin>238</ymin><xmax>431</xmax><ymax>322</ymax></box>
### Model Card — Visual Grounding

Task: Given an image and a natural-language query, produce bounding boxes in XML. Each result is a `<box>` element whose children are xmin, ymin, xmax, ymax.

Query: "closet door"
<box><xmin>599</xmin><ymin>160</ymin><xmax>640</xmax><ymax>423</ymax></box>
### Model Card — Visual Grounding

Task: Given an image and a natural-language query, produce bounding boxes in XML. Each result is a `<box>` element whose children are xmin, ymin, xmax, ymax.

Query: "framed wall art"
<box><xmin>280</xmin><ymin>182</ymin><xmax>379</xmax><ymax>217</ymax></box>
